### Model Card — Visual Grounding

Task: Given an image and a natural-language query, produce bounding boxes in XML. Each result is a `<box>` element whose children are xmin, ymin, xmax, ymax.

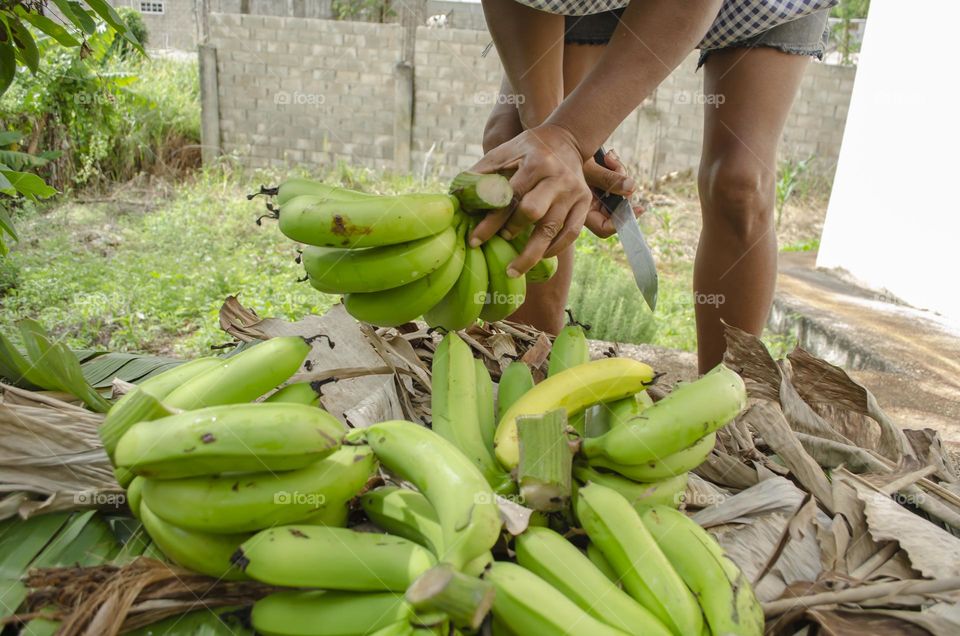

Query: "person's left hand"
<box><xmin>469</xmin><ymin>123</ymin><xmax>592</xmax><ymax>277</ymax></box>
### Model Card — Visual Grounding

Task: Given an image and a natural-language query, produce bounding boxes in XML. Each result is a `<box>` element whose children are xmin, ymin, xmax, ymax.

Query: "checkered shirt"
<box><xmin>514</xmin><ymin>0</ymin><xmax>837</xmax><ymax>49</ymax></box>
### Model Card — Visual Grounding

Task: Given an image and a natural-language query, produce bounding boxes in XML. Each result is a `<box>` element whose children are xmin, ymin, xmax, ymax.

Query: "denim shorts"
<box><xmin>564</xmin><ymin>9</ymin><xmax>830</xmax><ymax>67</ymax></box>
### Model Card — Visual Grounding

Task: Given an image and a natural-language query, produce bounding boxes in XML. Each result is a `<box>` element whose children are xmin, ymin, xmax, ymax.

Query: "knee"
<box><xmin>699</xmin><ymin>158</ymin><xmax>774</xmax><ymax>243</ymax></box>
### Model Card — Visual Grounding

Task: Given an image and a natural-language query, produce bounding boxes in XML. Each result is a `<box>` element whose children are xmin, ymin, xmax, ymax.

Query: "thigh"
<box><xmin>700</xmin><ymin>46</ymin><xmax>811</xmax><ymax>178</ymax></box>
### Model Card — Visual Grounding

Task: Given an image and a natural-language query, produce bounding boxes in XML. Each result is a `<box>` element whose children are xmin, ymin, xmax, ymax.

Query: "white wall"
<box><xmin>817</xmin><ymin>0</ymin><xmax>960</xmax><ymax>320</ymax></box>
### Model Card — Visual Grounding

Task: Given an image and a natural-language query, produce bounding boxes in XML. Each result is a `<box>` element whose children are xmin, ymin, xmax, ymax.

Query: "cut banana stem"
<box><xmin>495</xmin><ymin>361</ymin><xmax>534</xmax><ymax>422</ymax></box>
<box><xmin>252</xmin><ymin>591</ymin><xmax>422</xmax><ymax>636</ymax></box>
<box><xmin>581</xmin><ymin>364</ymin><xmax>746</xmax><ymax>466</ymax></box>
<box><xmin>574</xmin><ymin>464</ymin><xmax>688</xmax><ymax>510</ymax></box>
<box><xmin>640</xmin><ymin>505</ymin><xmax>764</xmax><ymax>636</ymax></box>
<box><xmin>449</xmin><ymin>171</ymin><xmax>513</xmax><ymax>211</ymax></box>
<box><xmin>589</xmin><ymin>432</ymin><xmax>717</xmax><ymax>481</ymax></box>
<box><xmin>515</xmin><ymin>527</ymin><xmax>674</xmax><ymax>636</ymax></box>
<box><xmin>406</xmin><ymin>563</ymin><xmax>495</xmax><ymax>631</ymax></box>
<box><xmin>517</xmin><ymin>410</ymin><xmax>573</xmax><ymax>512</ymax></box>
<box><xmin>264</xmin><ymin>381</ymin><xmax>322</xmax><ymax>406</ymax></box>
<box><xmin>548</xmin><ymin>324</ymin><xmax>590</xmax><ymax>377</ymax></box>
<box><xmin>115</xmin><ymin>402</ymin><xmax>345</xmax><ymax>479</ymax></box>
<box><xmin>162</xmin><ymin>336</ymin><xmax>311</xmax><ymax>411</ymax></box>
<box><xmin>575</xmin><ymin>482</ymin><xmax>703</xmax><ymax>636</ymax></box>
<box><xmin>485</xmin><ymin>562</ymin><xmax>630</xmax><ymax>636</ymax></box>
<box><xmin>140</xmin><ymin>501</ymin><xmax>249</xmax><ymax>581</ymax></box>
<box><xmin>348</xmin><ymin>421</ymin><xmax>502</xmax><ymax>570</ymax></box>
<box><xmin>141</xmin><ymin>445</ymin><xmax>376</xmax><ymax>533</ymax></box>
<box><xmin>495</xmin><ymin>358</ymin><xmax>655</xmax><ymax>470</ymax></box>
<box><xmin>302</xmin><ymin>226</ymin><xmax>458</xmax><ymax>294</ymax></box>
<box><xmin>236</xmin><ymin>525</ymin><xmax>436</xmax><ymax>591</ymax></box>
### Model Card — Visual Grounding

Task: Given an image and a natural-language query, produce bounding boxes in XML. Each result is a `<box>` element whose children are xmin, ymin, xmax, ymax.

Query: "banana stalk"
<box><xmin>405</xmin><ymin>563</ymin><xmax>494</xmax><ymax>631</ymax></box>
<box><xmin>517</xmin><ymin>410</ymin><xmax>572</xmax><ymax>512</ymax></box>
<box><xmin>449</xmin><ymin>171</ymin><xmax>513</xmax><ymax>211</ymax></box>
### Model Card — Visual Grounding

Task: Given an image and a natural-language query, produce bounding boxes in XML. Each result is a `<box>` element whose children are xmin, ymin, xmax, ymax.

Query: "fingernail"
<box><xmin>469</xmin><ymin>237</ymin><xmax>481</xmax><ymax>248</ymax></box>
<box><xmin>622</xmin><ymin>177</ymin><xmax>636</xmax><ymax>192</ymax></box>
<box><xmin>506</xmin><ymin>268</ymin><xmax>520</xmax><ymax>279</ymax></box>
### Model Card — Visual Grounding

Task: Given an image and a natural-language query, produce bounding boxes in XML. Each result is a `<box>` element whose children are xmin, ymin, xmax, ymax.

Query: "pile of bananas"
<box><xmin>256</xmin><ymin>174</ymin><xmax>559</xmax><ymax>328</ymax></box>
<box><xmin>98</xmin><ymin>326</ymin><xmax>761</xmax><ymax>635</ymax></box>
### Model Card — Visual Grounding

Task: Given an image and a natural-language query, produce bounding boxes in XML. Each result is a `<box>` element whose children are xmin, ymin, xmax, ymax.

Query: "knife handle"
<box><xmin>593</xmin><ymin>147</ymin><xmax>626</xmax><ymax>215</ymax></box>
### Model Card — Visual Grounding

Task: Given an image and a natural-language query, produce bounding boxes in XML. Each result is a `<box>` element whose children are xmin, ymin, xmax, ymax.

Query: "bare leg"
<box><xmin>695</xmin><ymin>47</ymin><xmax>810</xmax><ymax>372</ymax></box>
<box><xmin>509</xmin><ymin>43</ymin><xmax>605</xmax><ymax>334</ymax></box>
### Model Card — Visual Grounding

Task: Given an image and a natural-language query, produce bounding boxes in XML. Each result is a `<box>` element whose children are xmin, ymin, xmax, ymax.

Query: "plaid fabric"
<box><xmin>514</xmin><ymin>0</ymin><xmax>837</xmax><ymax>50</ymax></box>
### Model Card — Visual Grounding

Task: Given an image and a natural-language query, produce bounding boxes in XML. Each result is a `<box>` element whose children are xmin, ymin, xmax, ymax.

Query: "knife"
<box><xmin>593</xmin><ymin>147</ymin><xmax>659</xmax><ymax>312</ymax></box>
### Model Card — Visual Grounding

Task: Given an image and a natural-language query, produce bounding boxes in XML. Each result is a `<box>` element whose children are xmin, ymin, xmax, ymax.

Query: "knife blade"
<box><xmin>593</xmin><ymin>148</ymin><xmax>659</xmax><ymax>311</ymax></box>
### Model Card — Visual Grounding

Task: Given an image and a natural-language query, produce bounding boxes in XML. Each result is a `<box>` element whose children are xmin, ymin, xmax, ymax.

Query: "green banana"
<box><xmin>275</xmin><ymin>178</ymin><xmax>374</xmax><ymax>205</ymax></box>
<box><xmin>585</xmin><ymin>392</ymin><xmax>655</xmax><ymax>438</ymax></box>
<box><xmin>141</xmin><ymin>446</ymin><xmax>376</xmax><ymax>533</ymax></box>
<box><xmin>278</xmin><ymin>193</ymin><xmax>456</xmax><ymax>248</ymax></box>
<box><xmin>574</xmin><ymin>464</ymin><xmax>688</xmax><ymax>510</ymax></box>
<box><xmin>360</xmin><ymin>486</ymin><xmax>443</xmax><ymax>554</ymax></box>
<box><xmin>264</xmin><ymin>381</ymin><xmax>322</xmax><ymax>406</ymax></box>
<box><xmin>139</xmin><ymin>501</ymin><xmax>249</xmax><ymax>581</ymax></box>
<box><xmin>640</xmin><ymin>505</ymin><xmax>764</xmax><ymax>636</ymax></box>
<box><xmin>586</xmin><ymin>542</ymin><xmax>618</xmax><ymax>583</ymax></box>
<box><xmin>235</xmin><ymin>525</ymin><xmax>436</xmax><ymax>591</ymax></box>
<box><xmin>344</xmin><ymin>236</ymin><xmax>465</xmax><ymax>327</ymax></box>
<box><xmin>479</xmin><ymin>235</ymin><xmax>526</xmax><ymax>322</ymax></box>
<box><xmin>485</xmin><ymin>562</ymin><xmax>629</xmax><ymax>636</ymax></box>
<box><xmin>429</xmin><ymin>332</ymin><xmax>508</xmax><ymax>490</ymax></box>
<box><xmin>299</xmin><ymin>500</ymin><xmax>350</xmax><ymax>527</ymax></box>
<box><xmin>589</xmin><ymin>432</ymin><xmax>717</xmax><ymax>481</ymax></box>
<box><xmin>474</xmin><ymin>358</ymin><xmax>496</xmax><ymax>450</ymax></box>
<box><xmin>252</xmin><ymin>591</ymin><xmax>418</xmax><ymax>636</ymax></box>
<box><xmin>548</xmin><ymin>324</ymin><xmax>590</xmax><ymax>377</ymax></box>
<box><xmin>360</xmin><ymin>486</ymin><xmax>492</xmax><ymax>576</ymax></box>
<box><xmin>369</xmin><ymin>623</ymin><xmax>415</xmax><ymax>636</ymax></box>
<box><xmin>508</xmin><ymin>227</ymin><xmax>557</xmax><ymax>284</ymax></box>
<box><xmin>162</xmin><ymin>336</ymin><xmax>311</xmax><ymax>411</ymax></box>
<box><xmin>495</xmin><ymin>358</ymin><xmax>655</xmax><ymax>470</ymax></box>
<box><xmin>423</xmin><ymin>239</ymin><xmax>487</xmax><ymax>330</ymax></box>
<box><xmin>115</xmin><ymin>403</ymin><xmax>344</xmax><ymax>479</ymax></box>
<box><xmin>347</xmin><ymin>421</ymin><xmax>501</xmax><ymax>570</ymax></box>
<box><xmin>515</xmin><ymin>527</ymin><xmax>673</xmax><ymax>636</ymax></box>
<box><xmin>496</xmin><ymin>361</ymin><xmax>534</xmax><ymax>421</ymax></box>
<box><xmin>99</xmin><ymin>357</ymin><xmax>222</xmax><ymax>456</ymax></box>
<box><xmin>582</xmin><ymin>364</ymin><xmax>746</xmax><ymax>465</ymax></box>
<box><xmin>575</xmin><ymin>482</ymin><xmax>703</xmax><ymax>636</ymax></box>
<box><xmin>126</xmin><ymin>476</ymin><xmax>144</xmax><ymax>520</ymax></box>
<box><xmin>303</xmin><ymin>226</ymin><xmax>457</xmax><ymax>294</ymax></box>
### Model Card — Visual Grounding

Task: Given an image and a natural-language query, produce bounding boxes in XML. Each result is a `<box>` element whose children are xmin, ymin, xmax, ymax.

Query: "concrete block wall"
<box><xmin>208</xmin><ymin>14</ymin><xmax>856</xmax><ymax>181</ymax></box>
<box><xmin>110</xmin><ymin>0</ymin><xmax>197</xmax><ymax>50</ymax></box>
<box><xmin>209</xmin><ymin>13</ymin><xmax>401</xmax><ymax>170</ymax></box>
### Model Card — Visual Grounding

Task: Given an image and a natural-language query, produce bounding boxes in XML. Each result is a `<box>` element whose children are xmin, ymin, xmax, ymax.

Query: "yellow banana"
<box><xmin>479</xmin><ymin>235</ymin><xmax>526</xmax><ymax>322</ymax></box>
<box><xmin>640</xmin><ymin>505</ymin><xmax>764</xmax><ymax>636</ymax></box>
<box><xmin>344</xmin><ymin>235</ymin><xmax>465</xmax><ymax>327</ymax></box>
<box><xmin>162</xmin><ymin>336</ymin><xmax>311</xmax><ymax>410</ymax></box>
<box><xmin>139</xmin><ymin>501</ymin><xmax>249</xmax><ymax>581</ymax></box>
<box><xmin>430</xmin><ymin>332</ymin><xmax>508</xmax><ymax>490</ymax></box>
<box><xmin>235</xmin><ymin>525</ymin><xmax>436</xmax><ymax>591</ymax></box>
<box><xmin>141</xmin><ymin>446</ymin><xmax>376</xmax><ymax>533</ymax></box>
<box><xmin>575</xmin><ymin>482</ymin><xmax>703</xmax><ymax>636</ymax></box>
<box><xmin>264</xmin><ymin>381</ymin><xmax>322</xmax><ymax>406</ymax></box>
<box><xmin>582</xmin><ymin>364</ymin><xmax>746</xmax><ymax>465</ymax></box>
<box><xmin>515</xmin><ymin>527</ymin><xmax>673</xmax><ymax>636</ymax></box>
<box><xmin>495</xmin><ymin>358</ymin><xmax>655</xmax><ymax>469</ymax></box>
<box><xmin>303</xmin><ymin>226</ymin><xmax>457</xmax><ymax>294</ymax></box>
<box><xmin>278</xmin><ymin>193</ymin><xmax>456</xmax><ymax>248</ymax></box>
<box><xmin>252</xmin><ymin>591</ymin><xmax>421</xmax><ymax>636</ymax></box>
<box><xmin>423</xmin><ymin>239</ymin><xmax>487</xmax><ymax>330</ymax></box>
<box><xmin>115</xmin><ymin>403</ymin><xmax>344</xmax><ymax>479</ymax></box>
<box><xmin>574</xmin><ymin>464</ymin><xmax>688</xmax><ymax>510</ymax></box>
<box><xmin>495</xmin><ymin>361</ymin><xmax>534</xmax><ymax>422</ymax></box>
<box><xmin>484</xmin><ymin>562</ymin><xmax>629</xmax><ymax>636</ymax></box>
<box><xmin>347</xmin><ymin>421</ymin><xmax>501</xmax><ymax>570</ymax></box>
<box><xmin>589</xmin><ymin>432</ymin><xmax>716</xmax><ymax>481</ymax></box>
<box><xmin>548</xmin><ymin>324</ymin><xmax>590</xmax><ymax>377</ymax></box>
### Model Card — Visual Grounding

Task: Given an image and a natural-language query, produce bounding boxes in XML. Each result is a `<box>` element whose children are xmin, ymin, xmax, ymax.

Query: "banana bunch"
<box><xmin>262</xmin><ymin>174</ymin><xmax>563</xmax><ymax>328</ymax></box>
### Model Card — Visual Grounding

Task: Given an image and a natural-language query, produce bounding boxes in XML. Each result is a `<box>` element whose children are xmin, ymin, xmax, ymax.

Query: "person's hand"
<box><xmin>469</xmin><ymin>123</ymin><xmax>592</xmax><ymax>277</ymax></box>
<box><xmin>582</xmin><ymin>149</ymin><xmax>642</xmax><ymax>238</ymax></box>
